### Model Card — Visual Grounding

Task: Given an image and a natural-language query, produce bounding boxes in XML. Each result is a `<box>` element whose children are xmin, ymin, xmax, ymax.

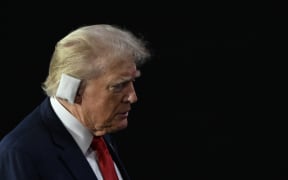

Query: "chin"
<box><xmin>117</xmin><ymin>119</ymin><xmax>128</xmax><ymax>130</ymax></box>
<box><xmin>109</xmin><ymin>118</ymin><xmax>128</xmax><ymax>133</ymax></box>
<box><xmin>110</xmin><ymin>125</ymin><xmax>127</xmax><ymax>134</ymax></box>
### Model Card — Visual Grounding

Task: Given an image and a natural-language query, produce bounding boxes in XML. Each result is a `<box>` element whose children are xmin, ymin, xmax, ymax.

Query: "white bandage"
<box><xmin>56</xmin><ymin>74</ymin><xmax>81</xmax><ymax>104</ymax></box>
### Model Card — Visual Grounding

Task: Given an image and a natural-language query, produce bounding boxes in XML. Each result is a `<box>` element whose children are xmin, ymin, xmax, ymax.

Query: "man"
<box><xmin>0</xmin><ymin>24</ymin><xmax>151</xmax><ymax>180</ymax></box>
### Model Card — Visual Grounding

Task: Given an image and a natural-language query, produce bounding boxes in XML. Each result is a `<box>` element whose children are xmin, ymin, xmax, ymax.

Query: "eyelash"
<box><xmin>110</xmin><ymin>80</ymin><xmax>135</xmax><ymax>92</ymax></box>
<box><xmin>112</xmin><ymin>83</ymin><xmax>125</xmax><ymax>92</ymax></box>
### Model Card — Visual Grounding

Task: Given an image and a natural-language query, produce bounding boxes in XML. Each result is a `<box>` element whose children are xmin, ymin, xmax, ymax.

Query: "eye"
<box><xmin>110</xmin><ymin>82</ymin><xmax>128</xmax><ymax>92</ymax></box>
<box><xmin>112</xmin><ymin>83</ymin><xmax>124</xmax><ymax>92</ymax></box>
<box><xmin>109</xmin><ymin>79</ymin><xmax>136</xmax><ymax>93</ymax></box>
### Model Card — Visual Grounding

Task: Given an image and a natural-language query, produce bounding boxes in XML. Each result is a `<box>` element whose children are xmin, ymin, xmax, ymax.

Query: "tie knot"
<box><xmin>90</xmin><ymin>136</ymin><xmax>106</xmax><ymax>152</ymax></box>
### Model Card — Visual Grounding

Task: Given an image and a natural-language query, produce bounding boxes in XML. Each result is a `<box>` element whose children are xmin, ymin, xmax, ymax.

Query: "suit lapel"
<box><xmin>59</xmin><ymin>147</ymin><xmax>97</xmax><ymax>180</ymax></box>
<box><xmin>40</xmin><ymin>98</ymin><xmax>97</xmax><ymax>180</ymax></box>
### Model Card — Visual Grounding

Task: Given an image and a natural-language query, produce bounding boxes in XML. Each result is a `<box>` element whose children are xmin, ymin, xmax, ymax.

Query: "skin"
<box><xmin>59</xmin><ymin>58</ymin><xmax>140</xmax><ymax>136</ymax></box>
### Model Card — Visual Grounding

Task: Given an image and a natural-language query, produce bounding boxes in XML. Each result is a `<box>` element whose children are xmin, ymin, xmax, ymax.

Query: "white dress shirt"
<box><xmin>50</xmin><ymin>96</ymin><xmax>122</xmax><ymax>180</ymax></box>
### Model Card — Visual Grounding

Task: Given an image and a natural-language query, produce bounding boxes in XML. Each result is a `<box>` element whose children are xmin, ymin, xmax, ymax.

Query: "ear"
<box><xmin>74</xmin><ymin>89</ymin><xmax>82</xmax><ymax>104</ymax></box>
<box><xmin>74</xmin><ymin>81</ymin><xmax>85</xmax><ymax>104</ymax></box>
<box><xmin>56</xmin><ymin>74</ymin><xmax>81</xmax><ymax>104</ymax></box>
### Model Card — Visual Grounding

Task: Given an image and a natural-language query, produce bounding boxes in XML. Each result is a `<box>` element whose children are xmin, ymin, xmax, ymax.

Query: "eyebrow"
<box><xmin>114</xmin><ymin>70</ymin><xmax>141</xmax><ymax>84</ymax></box>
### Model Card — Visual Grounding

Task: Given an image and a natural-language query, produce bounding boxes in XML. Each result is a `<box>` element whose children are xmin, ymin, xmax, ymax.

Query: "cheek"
<box><xmin>83</xmin><ymin>96</ymin><xmax>114</xmax><ymax>118</ymax></box>
<box><xmin>83</xmin><ymin>90</ymin><xmax>124</xmax><ymax>116</ymax></box>
<box><xmin>101</xmin><ymin>96</ymin><xmax>125</xmax><ymax>121</ymax></box>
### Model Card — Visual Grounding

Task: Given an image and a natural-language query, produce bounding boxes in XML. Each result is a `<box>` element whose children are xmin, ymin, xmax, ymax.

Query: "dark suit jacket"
<box><xmin>0</xmin><ymin>97</ymin><xmax>130</xmax><ymax>180</ymax></box>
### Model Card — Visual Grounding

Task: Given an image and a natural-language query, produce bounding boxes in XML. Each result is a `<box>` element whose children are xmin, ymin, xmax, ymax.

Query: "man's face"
<box><xmin>79</xmin><ymin>59</ymin><xmax>141</xmax><ymax>136</ymax></box>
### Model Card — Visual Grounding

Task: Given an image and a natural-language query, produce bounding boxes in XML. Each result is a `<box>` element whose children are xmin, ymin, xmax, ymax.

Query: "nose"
<box><xmin>125</xmin><ymin>83</ymin><xmax>138</xmax><ymax>104</ymax></box>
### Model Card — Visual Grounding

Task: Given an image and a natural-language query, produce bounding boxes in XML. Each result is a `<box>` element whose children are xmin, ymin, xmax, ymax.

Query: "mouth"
<box><xmin>118</xmin><ymin>111</ymin><xmax>129</xmax><ymax>119</ymax></box>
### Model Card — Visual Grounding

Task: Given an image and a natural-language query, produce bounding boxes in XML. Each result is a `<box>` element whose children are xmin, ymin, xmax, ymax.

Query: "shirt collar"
<box><xmin>50</xmin><ymin>96</ymin><xmax>93</xmax><ymax>154</ymax></box>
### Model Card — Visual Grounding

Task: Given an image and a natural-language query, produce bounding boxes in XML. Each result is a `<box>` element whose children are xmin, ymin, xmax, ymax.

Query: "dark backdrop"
<box><xmin>1</xmin><ymin>2</ymin><xmax>287</xmax><ymax>179</ymax></box>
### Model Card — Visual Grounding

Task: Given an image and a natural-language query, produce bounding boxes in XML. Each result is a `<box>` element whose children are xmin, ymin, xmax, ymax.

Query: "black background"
<box><xmin>0</xmin><ymin>2</ymin><xmax>287</xmax><ymax>179</ymax></box>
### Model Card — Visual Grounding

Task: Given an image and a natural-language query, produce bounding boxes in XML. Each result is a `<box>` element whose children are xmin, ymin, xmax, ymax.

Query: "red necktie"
<box><xmin>91</xmin><ymin>136</ymin><xmax>119</xmax><ymax>180</ymax></box>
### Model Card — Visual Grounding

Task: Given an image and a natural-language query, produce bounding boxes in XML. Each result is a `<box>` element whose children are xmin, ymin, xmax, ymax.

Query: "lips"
<box><xmin>119</xmin><ymin>108</ymin><xmax>130</xmax><ymax>114</ymax></box>
<box><xmin>118</xmin><ymin>111</ymin><xmax>129</xmax><ymax>118</ymax></box>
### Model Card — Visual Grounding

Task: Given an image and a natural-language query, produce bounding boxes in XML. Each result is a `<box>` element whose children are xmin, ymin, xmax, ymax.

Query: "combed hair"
<box><xmin>42</xmin><ymin>24</ymin><xmax>151</xmax><ymax>97</ymax></box>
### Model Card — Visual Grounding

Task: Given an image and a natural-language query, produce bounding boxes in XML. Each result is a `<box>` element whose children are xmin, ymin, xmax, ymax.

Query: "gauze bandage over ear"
<box><xmin>56</xmin><ymin>74</ymin><xmax>81</xmax><ymax>104</ymax></box>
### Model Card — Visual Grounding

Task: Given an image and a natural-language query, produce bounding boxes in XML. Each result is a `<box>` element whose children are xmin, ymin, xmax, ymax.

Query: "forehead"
<box><xmin>85</xmin><ymin>59</ymin><xmax>140</xmax><ymax>89</ymax></box>
<box><xmin>107</xmin><ymin>59</ymin><xmax>137</xmax><ymax>74</ymax></box>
